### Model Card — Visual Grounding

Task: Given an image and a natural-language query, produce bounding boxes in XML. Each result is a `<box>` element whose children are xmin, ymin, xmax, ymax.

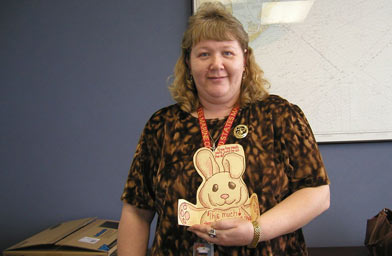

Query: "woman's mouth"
<box><xmin>208</xmin><ymin>76</ymin><xmax>227</xmax><ymax>81</ymax></box>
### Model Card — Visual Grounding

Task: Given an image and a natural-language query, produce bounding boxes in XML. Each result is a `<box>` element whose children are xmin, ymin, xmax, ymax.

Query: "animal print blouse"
<box><xmin>121</xmin><ymin>95</ymin><xmax>330</xmax><ymax>256</ymax></box>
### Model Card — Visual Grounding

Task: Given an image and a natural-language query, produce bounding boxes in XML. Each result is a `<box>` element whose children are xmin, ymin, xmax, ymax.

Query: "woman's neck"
<box><xmin>198</xmin><ymin>101</ymin><xmax>236</xmax><ymax>119</ymax></box>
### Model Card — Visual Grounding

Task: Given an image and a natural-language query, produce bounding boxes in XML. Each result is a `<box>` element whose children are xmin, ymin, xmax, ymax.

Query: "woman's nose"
<box><xmin>209</xmin><ymin>55</ymin><xmax>224</xmax><ymax>70</ymax></box>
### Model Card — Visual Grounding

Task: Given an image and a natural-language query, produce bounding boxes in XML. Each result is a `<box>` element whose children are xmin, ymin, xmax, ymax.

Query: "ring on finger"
<box><xmin>208</xmin><ymin>228</ymin><xmax>217</xmax><ymax>238</ymax></box>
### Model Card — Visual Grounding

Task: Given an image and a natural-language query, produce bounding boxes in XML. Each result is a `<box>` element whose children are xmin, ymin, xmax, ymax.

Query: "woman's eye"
<box><xmin>199</xmin><ymin>52</ymin><xmax>209</xmax><ymax>57</ymax></box>
<box><xmin>223</xmin><ymin>51</ymin><xmax>233</xmax><ymax>56</ymax></box>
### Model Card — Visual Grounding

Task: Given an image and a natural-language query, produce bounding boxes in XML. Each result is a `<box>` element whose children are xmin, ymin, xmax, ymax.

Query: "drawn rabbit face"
<box><xmin>194</xmin><ymin>148</ymin><xmax>249</xmax><ymax>210</ymax></box>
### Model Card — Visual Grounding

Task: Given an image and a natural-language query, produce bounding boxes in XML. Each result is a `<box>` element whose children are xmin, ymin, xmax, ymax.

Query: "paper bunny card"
<box><xmin>178</xmin><ymin>144</ymin><xmax>260</xmax><ymax>226</ymax></box>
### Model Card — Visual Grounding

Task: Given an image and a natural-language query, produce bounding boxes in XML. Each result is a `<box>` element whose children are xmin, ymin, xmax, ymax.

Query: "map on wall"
<box><xmin>194</xmin><ymin>0</ymin><xmax>392</xmax><ymax>142</ymax></box>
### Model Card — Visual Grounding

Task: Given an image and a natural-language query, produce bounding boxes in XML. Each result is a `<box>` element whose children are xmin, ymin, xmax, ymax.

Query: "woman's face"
<box><xmin>189</xmin><ymin>39</ymin><xmax>245</xmax><ymax>107</ymax></box>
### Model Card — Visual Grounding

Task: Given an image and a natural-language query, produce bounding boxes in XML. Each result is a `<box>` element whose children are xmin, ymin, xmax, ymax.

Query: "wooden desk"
<box><xmin>308</xmin><ymin>246</ymin><xmax>368</xmax><ymax>256</ymax></box>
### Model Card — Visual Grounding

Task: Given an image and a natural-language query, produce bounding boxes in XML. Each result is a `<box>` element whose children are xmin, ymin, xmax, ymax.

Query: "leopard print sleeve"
<box><xmin>121</xmin><ymin>109</ymin><xmax>165</xmax><ymax>210</ymax></box>
<box><xmin>273</xmin><ymin>97</ymin><xmax>330</xmax><ymax>192</ymax></box>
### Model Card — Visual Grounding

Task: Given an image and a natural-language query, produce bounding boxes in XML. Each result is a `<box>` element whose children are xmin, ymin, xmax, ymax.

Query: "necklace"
<box><xmin>209</xmin><ymin>129</ymin><xmax>222</xmax><ymax>152</ymax></box>
<box><xmin>197</xmin><ymin>106</ymin><xmax>239</xmax><ymax>151</ymax></box>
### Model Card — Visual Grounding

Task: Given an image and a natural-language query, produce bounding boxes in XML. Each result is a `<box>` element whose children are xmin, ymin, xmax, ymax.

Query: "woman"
<box><xmin>118</xmin><ymin>2</ymin><xmax>330</xmax><ymax>255</ymax></box>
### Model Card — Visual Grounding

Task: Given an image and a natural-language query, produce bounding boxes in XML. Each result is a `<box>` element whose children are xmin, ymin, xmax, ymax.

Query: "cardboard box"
<box><xmin>3</xmin><ymin>217</ymin><xmax>118</xmax><ymax>256</ymax></box>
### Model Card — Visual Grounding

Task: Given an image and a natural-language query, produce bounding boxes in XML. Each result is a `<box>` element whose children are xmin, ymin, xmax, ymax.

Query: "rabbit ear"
<box><xmin>194</xmin><ymin>148</ymin><xmax>219</xmax><ymax>179</ymax></box>
<box><xmin>222</xmin><ymin>152</ymin><xmax>245</xmax><ymax>179</ymax></box>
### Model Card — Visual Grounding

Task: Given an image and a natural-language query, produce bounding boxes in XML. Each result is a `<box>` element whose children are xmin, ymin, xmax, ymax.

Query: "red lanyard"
<box><xmin>197</xmin><ymin>106</ymin><xmax>239</xmax><ymax>150</ymax></box>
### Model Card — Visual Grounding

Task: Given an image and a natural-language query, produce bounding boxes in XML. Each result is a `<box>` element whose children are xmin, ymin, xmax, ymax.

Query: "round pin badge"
<box><xmin>233</xmin><ymin>124</ymin><xmax>248</xmax><ymax>139</ymax></box>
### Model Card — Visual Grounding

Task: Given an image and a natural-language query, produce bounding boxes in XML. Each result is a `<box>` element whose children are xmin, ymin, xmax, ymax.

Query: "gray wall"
<box><xmin>1</xmin><ymin>0</ymin><xmax>391</xmax><ymax>252</ymax></box>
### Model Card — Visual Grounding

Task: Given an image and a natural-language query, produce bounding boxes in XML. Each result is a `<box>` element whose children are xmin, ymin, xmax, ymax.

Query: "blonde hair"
<box><xmin>169</xmin><ymin>2</ymin><xmax>269</xmax><ymax>112</ymax></box>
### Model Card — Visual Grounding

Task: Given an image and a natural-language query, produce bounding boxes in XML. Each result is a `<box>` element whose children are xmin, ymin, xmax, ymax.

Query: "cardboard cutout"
<box><xmin>178</xmin><ymin>144</ymin><xmax>260</xmax><ymax>226</ymax></box>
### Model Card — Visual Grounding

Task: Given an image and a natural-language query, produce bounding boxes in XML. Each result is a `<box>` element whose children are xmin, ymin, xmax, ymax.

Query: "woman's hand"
<box><xmin>188</xmin><ymin>218</ymin><xmax>254</xmax><ymax>246</ymax></box>
<box><xmin>187</xmin><ymin>185</ymin><xmax>330</xmax><ymax>247</ymax></box>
